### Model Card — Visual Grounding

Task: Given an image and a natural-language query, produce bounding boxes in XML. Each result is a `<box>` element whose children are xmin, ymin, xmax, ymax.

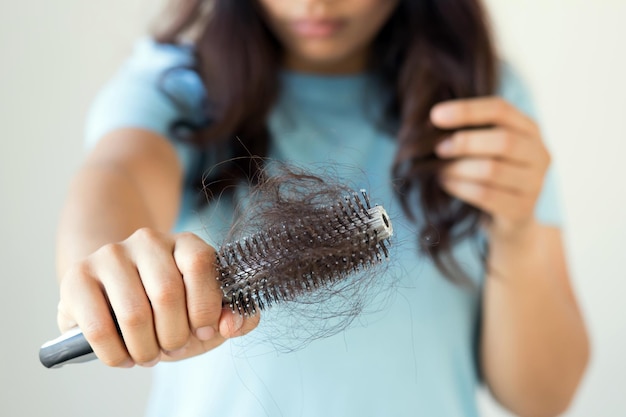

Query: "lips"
<box><xmin>291</xmin><ymin>19</ymin><xmax>345</xmax><ymax>38</ymax></box>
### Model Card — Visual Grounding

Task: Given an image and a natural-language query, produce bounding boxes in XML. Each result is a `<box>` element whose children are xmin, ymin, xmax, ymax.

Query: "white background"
<box><xmin>1</xmin><ymin>1</ymin><xmax>624</xmax><ymax>416</ymax></box>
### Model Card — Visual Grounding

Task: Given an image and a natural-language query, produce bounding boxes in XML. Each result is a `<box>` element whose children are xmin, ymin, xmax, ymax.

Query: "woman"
<box><xmin>56</xmin><ymin>0</ymin><xmax>589</xmax><ymax>415</ymax></box>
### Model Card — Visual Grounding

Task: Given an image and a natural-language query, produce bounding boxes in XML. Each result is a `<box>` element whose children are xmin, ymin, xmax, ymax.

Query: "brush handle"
<box><xmin>39</xmin><ymin>327</ymin><xmax>97</xmax><ymax>368</ymax></box>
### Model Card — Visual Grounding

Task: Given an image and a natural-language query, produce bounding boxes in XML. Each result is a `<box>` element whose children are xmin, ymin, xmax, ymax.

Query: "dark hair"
<box><xmin>154</xmin><ymin>0</ymin><xmax>498</xmax><ymax>285</ymax></box>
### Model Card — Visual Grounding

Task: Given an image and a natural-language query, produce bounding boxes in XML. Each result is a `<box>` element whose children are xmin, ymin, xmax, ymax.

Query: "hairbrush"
<box><xmin>39</xmin><ymin>189</ymin><xmax>393</xmax><ymax>368</ymax></box>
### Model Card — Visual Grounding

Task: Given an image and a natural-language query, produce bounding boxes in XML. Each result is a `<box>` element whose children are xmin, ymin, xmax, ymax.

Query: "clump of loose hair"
<box><xmin>211</xmin><ymin>162</ymin><xmax>396</xmax><ymax>351</ymax></box>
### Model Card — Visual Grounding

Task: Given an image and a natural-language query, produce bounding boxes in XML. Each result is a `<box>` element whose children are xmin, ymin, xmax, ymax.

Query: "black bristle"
<box><xmin>215</xmin><ymin>191</ymin><xmax>392</xmax><ymax>315</ymax></box>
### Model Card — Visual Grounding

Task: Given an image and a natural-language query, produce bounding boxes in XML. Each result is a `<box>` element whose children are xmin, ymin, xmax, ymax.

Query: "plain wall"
<box><xmin>1</xmin><ymin>1</ymin><xmax>624</xmax><ymax>416</ymax></box>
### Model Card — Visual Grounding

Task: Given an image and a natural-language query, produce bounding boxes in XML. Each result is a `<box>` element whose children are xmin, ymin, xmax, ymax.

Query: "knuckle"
<box><xmin>160</xmin><ymin>333</ymin><xmax>190</xmax><ymax>352</ymax></box>
<box><xmin>190</xmin><ymin>300</ymin><xmax>221</xmax><ymax>326</ymax></box>
<box><xmin>117</xmin><ymin>304</ymin><xmax>152</xmax><ymax>329</ymax></box>
<box><xmin>152</xmin><ymin>281</ymin><xmax>184</xmax><ymax>308</ymax></box>
<box><xmin>98</xmin><ymin>242</ymin><xmax>126</xmax><ymax>260</ymax></box>
<box><xmin>100</xmin><ymin>353</ymin><xmax>131</xmax><ymax>368</ymax></box>
<box><xmin>131</xmin><ymin>227</ymin><xmax>161</xmax><ymax>244</ymax></box>
<box><xmin>177</xmin><ymin>231</ymin><xmax>199</xmax><ymax>241</ymax></box>
<box><xmin>82</xmin><ymin>320</ymin><xmax>117</xmax><ymax>347</ymax></box>
<box><xmin>133</xmin><ymin>350</ymin><xmax>160</xmax><ymax>365</ymax></box>
<box><xmin>178</xmin><ymin>249</ymin><xmax>215</xmax><ymax>276</ymax></box>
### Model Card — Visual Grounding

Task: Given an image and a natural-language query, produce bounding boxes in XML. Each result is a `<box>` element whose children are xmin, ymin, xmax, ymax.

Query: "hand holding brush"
<box><xmin>40</xmin><ymin>170</ymin><xmax>393</xmax><ymax>368</ymax></box>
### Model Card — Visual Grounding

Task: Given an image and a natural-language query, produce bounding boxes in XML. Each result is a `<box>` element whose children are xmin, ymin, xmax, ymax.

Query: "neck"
<box><xmin>283</xmin><ymin>50</ymin><xmax>369</xmax><ymax>75</ymax></box>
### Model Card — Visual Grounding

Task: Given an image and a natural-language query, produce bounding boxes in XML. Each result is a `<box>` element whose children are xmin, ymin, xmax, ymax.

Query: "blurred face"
<box><xmin>256</xmin><ymin>0</ymin><xmax>400</xmax><ymax>74</ymax></box>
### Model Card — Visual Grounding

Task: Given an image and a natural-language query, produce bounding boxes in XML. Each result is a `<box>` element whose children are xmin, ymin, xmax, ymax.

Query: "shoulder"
<box><xmin>124</xmin><ymin>37</ymin><xmax>196</xmax><ymax>72</ymax></box>
<box><xmin>120</xmin><ymin>37</ymin><xmax>204</xmax><ymax>106</ymax></box>
<box><xmin>85</xmin><ymin>37</ymin><xmax>207</xmax><ymax>148</ymax></box>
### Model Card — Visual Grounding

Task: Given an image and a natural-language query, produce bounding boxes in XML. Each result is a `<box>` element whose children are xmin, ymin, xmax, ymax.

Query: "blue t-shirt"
<box><xmin>85</xmin><ymin>39</ymin><xmax>561</xmax><ymax>417</ymax></box>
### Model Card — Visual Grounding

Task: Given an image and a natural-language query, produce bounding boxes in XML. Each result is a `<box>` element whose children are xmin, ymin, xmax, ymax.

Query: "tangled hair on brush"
<box><xmin>213</xmin><ymin>162</ymin><xmax>395</xmax><ymax>351</ymax></box>
<box><xmin>154</xmin><ymin>0</ymin><xmax>497</xmax><ymax>286</ymax></box>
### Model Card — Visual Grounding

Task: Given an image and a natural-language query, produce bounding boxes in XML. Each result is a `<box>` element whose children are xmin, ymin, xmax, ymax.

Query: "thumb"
<box><xmin>218</xmin><ymin>308</ymin><xmax>260</xmax><ymax>339</ymax></box>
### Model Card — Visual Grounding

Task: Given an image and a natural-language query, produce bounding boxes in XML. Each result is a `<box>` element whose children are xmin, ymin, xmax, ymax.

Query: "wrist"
<box><xmin>485</xmin><ymin>218</ymin><xmax>547</xmax><ymax>281</ymax></box>
<box><xmin>488</xmin><ymin>216</ymin><xmax>541</xmax><ymax>247</ymax></box>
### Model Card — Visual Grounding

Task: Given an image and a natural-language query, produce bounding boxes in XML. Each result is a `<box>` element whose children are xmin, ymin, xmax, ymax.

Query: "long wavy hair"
<box><xmin>154</xmin><ymin>0</ymin><xmax>498</xmax><ymax>285</ymax></box>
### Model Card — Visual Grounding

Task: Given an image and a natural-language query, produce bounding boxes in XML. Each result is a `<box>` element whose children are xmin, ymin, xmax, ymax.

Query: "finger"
<box><xmin>57</xmin><ymin>300</ymin><xmax>77</xmax><ymax>333</ymax></box>
<box><xmin>435</xmin><ymin>128</ymin><xmax>539</xmax><ymax>166</ymax></box>
<box><xmin>218</xmin><ymin>308</ymin><xmax>261</xmax><ymax>339</ymax></box>
<box><xmin>431</xmin><ymin>97</ymin><xmax>539</xmax><ymax>136</ymax></box>
<box><xmin>440</xmin><ymin>177</ymin><xmax>535</xmax><ymax>223</ymax></box>
<box><xmin>173</xmin><ymin>232</ymin><xmax>223</xmax><ymax>343</ymax></box>
<box><xmin>97</xmin><ymin>243</ymin><xmax>161</xmax><ymax>366</ymax></box>
<box><xmin>160</xmin><ymin>332</ymin><xmax>227</xmax><ymax>361</ymax></box>
<box><xmin>59</xmin><ymin>264</ymin><xmax>133</xmax><ymax>368</ymax></box>
<box><xmin>130</xmin><ymin>229</ymin><xmax>191</xmax><ymax>354</ymax></box>
<box><xmin>440</xmin><ymin>159</ymin><xmax>540</xmax><ymax>194</ymax></box>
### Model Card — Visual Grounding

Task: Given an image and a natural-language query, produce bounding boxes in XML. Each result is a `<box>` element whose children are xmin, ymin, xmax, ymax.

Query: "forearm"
<box><xmin>57</xmin><ymin>165</ymin><xmax>157</xmax><ymax>277</ymax></box>
<box><xmin>56</xmin><ymin>129</ymin><xmax>182</xmax><ymax>279</ymax></box>
<box><xmin>481</xmin><ymin>222</ymin><xmax>589</xmax><ymax>417</ymax></box>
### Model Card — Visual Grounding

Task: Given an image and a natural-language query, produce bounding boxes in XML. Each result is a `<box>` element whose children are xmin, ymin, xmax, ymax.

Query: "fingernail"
<box><xmin>436</xmin><ymin>139</ymin><xmax>454</xmax><ymax>156</ymax></box>
<box><xmin>196</xmin><ymin>326</ymin><xmax>216</xmax><ymax>341</ymax></box>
